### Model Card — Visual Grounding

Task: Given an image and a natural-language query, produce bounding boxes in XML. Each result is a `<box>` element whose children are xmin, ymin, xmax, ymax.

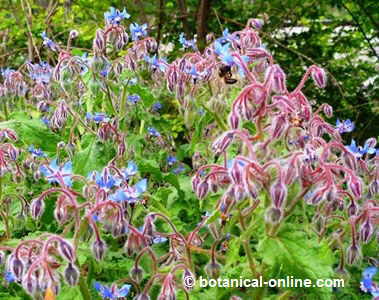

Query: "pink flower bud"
<box><xmin>270</xmin><ymin>180</ymin><xmax>287</xmax><ymax>208</ymax></box>
<box><xmin>196</xmin><ymin>180</ymin><xmax>209</xmax><ymax>199</ymax></box>
<box><xmin>229</xmin><ymin>112</ymin><xmax>240</xmax><ymax>129</ymax></box>
<box><xmin>322</xmin><ymin>104</ymin><xmax>333</xmax><ymax>117</ymax></box>
<box><xmin>311</xmin><ymin>66</ymin><xmax>327</xmax><ymax>88</ymax></box>
<box><xmin>347</xmin><ymin>201</ymin><xmax>359</xmax><ymax>216</ymax></box>
<box><xmin>191</xmin><ymin>175</ymin><xmax>201</xmax><ymax>191</ymax></box>
<box><xmin>92</xmin><ymin>239</ymin><xmax>107</xmax><ymax>261</ymax></box>
<box><xmin>59</xmin><ymin>240</ymin><xmax>76</xmax><ymax>262</ymax></box>
<box><xmin>30</xmin><ymin>198</ymin><xmax>45</xmax><ymax>219</ymax></box>
<box><xmin>22</xmin><ymin>274</ymin><xmax>37</xmax><ymax>295</ymax></box>
<box><xmin>359</xmin><ymin>219</ymin><xmax>374</xmax><ymax>244</ymax></box>
<box><xmin>272</xmin><ymin>64</ymin><xmax>286</xmax><ymax>93</ymax></box>
<box><xmin>349</xmin><ymin>177</ymin><xmax>362</xmax><ymax>199</ymax></box>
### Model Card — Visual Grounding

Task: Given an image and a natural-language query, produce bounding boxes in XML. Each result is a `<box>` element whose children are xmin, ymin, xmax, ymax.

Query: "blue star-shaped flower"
<box><xmin>109</xmin><ymin>179</ymin><xmax>147</xmax><ymax>204</ymax></box>
<box><xmin>104</xmin><ymin>7</ymin><xmax>130</xmax><ymax>25</ymax></box>
<box><xmin>28</xmin><ymin>145</ymin><xmax>46</xmax><ymax>158</ymax></box>
<box><xmin>346</xmin><ymin>139</ymin><xmax>376</xmax><ymax>158</ymax></box>
<box><xmin>40</xmin><ymin>159</ymin><xmax>72</xmax><ymax>187</ymax></box>
<box><xmin>122</xmin><ymin>161</ymin><xmax>138</xmax><ymax>179</ymax></box>
<box><xmin>130</xmin><ymin>23</ymin><xmax>148</xmax><ymax>41</ymax></box>
<box><xmin>336</xmin><ymin>119</ymin><xmax>354</xmax><ymax>134</ymax></box>
<box><xmin>127</xmin><ymin>94</ymin><xmax>141</xmax><ymax>104</ymax></box>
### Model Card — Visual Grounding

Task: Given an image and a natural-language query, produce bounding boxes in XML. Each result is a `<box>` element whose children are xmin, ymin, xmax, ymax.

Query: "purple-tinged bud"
<box><xmin>10</xmin><ymin>257</ymin><xmax>24</xmax><ymax>280</ymax></box>
<box><xmin>196</xmin><ymin>180</ymin><xmax>209</xmax><ymax>199</ymax></box>
<box><xmin>311</xmin><ymin>66</ymin><xmax>327</xmax><ymax>88</ymax></box>
<box><xmin>93</xmin><ymin>29</ymin><xmax>105</xmax><ymax>52</ymax></box>
<box><xmin>117</xmin><ymin>139</ymin><xmax>126</xmax><ymax>157</ymax></box>
<box><xmin>54</xmin><ymin>206</ymin><xmax>67</xmax><ymax>224</ymax></box>
<box><xmin>265</xmin><ymin>207</ymin><xmax>283</xmax><ymax>224</ymax></box>
<box><xmin>69</xmin><ymin>30</ymin><xmax>79</xmax><ymax>39</ymax></box>
<box><xmin>349</xmin><ymin>177</ymin><xmax>362</xmax><ymax>199</ymax></box>
<box><xmin>111</xmin><ymin>220</ymin><xmax>128</xmax><ymax>237</ymax></box>
<box><xmin>347</xmin><ymin>201</ymin><xmax>359</xmax><ymax>216</ymax></box>
<box><xmin>183</xmin><ymin>268</ymin><xmax>195</xmax><ymax>291</ymax></box>
<box><xmin>369</xmin><ymin>180</ymin><xmax>379</xmax><ymax>196</ymax></box>
<box><xmin>228</xmin><ymin>112</ymin><xmax>240</xmax><ymax>130</ymax></box>
<box><xmin>130</xmin><ymin>265</ymin><xmax>144</xmax><ymax>283</ymax></box>
<box><xmin>272</xmin><ymin>64</ymin><xmax>287</xmax><ymax>94</ymax></box>
<box><xmin>230</xmin><ymin>163</ymin><xmax>243</xmax><ymax>185</ymax></box>
<box><xmin>270</xmin><ymin>180</ymin><xmax>287</xmax><ymax>208</ymax></box>
<box><xmin>346</xmin><ymin>244</ymin><xmax>361</xmax><ymax>265</ymax></box>
<box><xmin>322</xmin><ymin>104</ymin><xmax>333</xmax><ymax>118</ymax></box>
<box><xmin>64</xmin><ymin>263</ymin><xmax>79</xmax><ymax>286</ymax></box>
<box><xmin>134</xmin><ymin>293</ymin><xmax>151</xmax><ymax>300</ymax></box>
<box><xmin>59</xmin><ymin>240</ymin><xmax>75</xmax><ymax>262</ymax></box>
<box><xmin>30</xmin><ymin>198</ymin><xmax>45</xmax><ymax>219</ymax></box>
<box><xmin>212</xmin><ymin>132</ymin><xmax>234</xmax><ymax>155</ymax></box>
<box><xmin>365</xmin><ymin>137</ymin><xmax>377</xmax><ymax>148</ymax></box>
<box><xmin>359</xmin><ymin>219</ymin><xmax>374</xmax><ymax>244</ymax></box>
<box><xmin>22</xmin><ymin>275</ymin><xmax>37</xmax><ymax>295</ymax></box>
<box><xmin>8</xmin><ymin>145</ymin><xmax>19</xmax><ymax>160</ymax></box>
<box><xmin>33</xmin><ymin>170</ymin><xmax>42</xmax><ymax>181</ymax></box>
<box><xmin>271</xmin><ymin>114</ymin><xmax>287</xmax><ymax>139</ymax></box>
<box><xmin>92</xmin><ymin>239</ymin><xmax>107</xmax><ymax>261</ymax></box>
<box><xmin>192</xmin><ymin>175</ymin><xmax>201</xmax><ymax>191</ymax></box>
<box><xmin>205</xmin><ymin>261</ymin><xmax>221</xmax><ymax>279</ymax></box>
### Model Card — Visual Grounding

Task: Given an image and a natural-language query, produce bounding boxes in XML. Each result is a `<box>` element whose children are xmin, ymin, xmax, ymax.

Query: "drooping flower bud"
<box><xmin>196</xmin><ymin>180</ymin><xmax>209</xmax><ymax>199</ymax></box>
<box><xmin>10</xmin><ymin>257</ymin><xmax>24</xmax><ymax>280</ymax></box>
<box><xmin>64</xmin><ymin>263</ymin><xmax>79</xmax><ymax>286</ymax></box>
<box><xmin>272</xmin><ymin>64</ymin><xmax>287</xmax><ymax>94</ymax></box>
<box><xmin>349</xmin><ymin>177</ymin><xmax>362</xmax><ymax>199</ymax></box>
<box><xmin>228</xmin><ymin>112</ymin><xmax>240</xmax><ymax>130</ymax></box>
<box><xmin>359</xmin><ymin>218</ymin><xmax>374</xmax><ymax>244</ymax></box>
<box><xmin>322</xmin><ymin>104</ymin><xmax>333</xmax><ymax>118</ymax></box>
<box><xmin>59</xmin><ymin>240</ymin><xmax>75</xmax><ymax>262</ymax></box>
<box><xmin>346</xmin><ymin>244</ymin><xmax>361</xmax><ymax>265</ymax></box>
<box><xmin>311</xmin><ymin>66</ymin><xmax>327</xmax><ymax>88</ymax></box>
<box><xmin>205</xmin><ymin>261</ymin><xmax>221</xmax><ymax>279</ymax></box>
<box><xmin>130</xmin><ymin>265</ymin><xmax>144</xmax><ymax>283</ymax></box>
<box><xmin>22</xmin><ymin>274</ymin><xmax>37</xmax><ymax>295</ymax></box>
<box><xmin>265</xmin><ymin>207</ymin><xmax>283</xmax><ymax>224</ymax></box>
<box><xmin>270</xmin><ymin>180</ymin><xmax>287</xmax><ymax>208</ymax></box>
<box><xmin>92</xmin><ymin>239</ymin><xmax>107</xmax><ymax>261</ymax></box>
<box><xmin>30</xmin><ymin>198</ymin><xmax>45</xmax><ymax>219</ymax></box>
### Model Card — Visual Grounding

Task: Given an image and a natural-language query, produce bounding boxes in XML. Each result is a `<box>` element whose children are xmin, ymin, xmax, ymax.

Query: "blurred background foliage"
<box><xmin>0</xmin><ymin>0</ymin><xmax>378</xmax><ymax>139</ymax></box>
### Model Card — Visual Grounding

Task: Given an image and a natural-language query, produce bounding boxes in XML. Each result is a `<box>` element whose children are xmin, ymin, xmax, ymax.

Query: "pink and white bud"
<box><xmin>359</xmin><ymin>218</ymin><xmax>374</xmax><ymax>244</ymax></box>
<box><xmin>92</xmin><ymin>239</ymin><xmax>107</xmax><ymax>261</ymax></box>
<box><xmin>270</xmin><ymin>180</ymin><xmax>287</xmax><ymax>208</ymax></box>
<box><xmin>272</xmin><ymin>64</ymin><xmax>287</xmax><ymax>94</ymax></box>
<box><xmin>30</xmin><ymin>198</ymin><xmax>45</xmax><ymax>219</ymax></box>
<box><xmin>196</xmin><ymin>180</ymin><xmax>209</xmax><ymax>199</ymax></box>
<box><xmin>311</xmin><ymin>66</ymin><xmax>327</xmax><ymax>88</ymax></box>
<box><xmin>322</xmin><ymin>104</ymin><xmax>333</xmax><ymax>118</ymax></box>
<box><xmin>59</xmin><ymin>240</ymin><xmax>76</xmax><ymax>262</ymax></box>
<box><xmin>229</xmin><ymin>112</ymin><xmax>240</xmax><ymax>130</ymax></box>
<box><xmin>349</xmin><ymin>177</ymin><xmax>362</xmax><ymax>199</ymax></box>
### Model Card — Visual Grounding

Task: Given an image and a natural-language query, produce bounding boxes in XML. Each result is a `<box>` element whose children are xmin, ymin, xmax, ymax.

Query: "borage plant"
<box><xmin>0</xmin><ymin>5</ymin><xmax>378</xmax><ymax>300</ymax></box>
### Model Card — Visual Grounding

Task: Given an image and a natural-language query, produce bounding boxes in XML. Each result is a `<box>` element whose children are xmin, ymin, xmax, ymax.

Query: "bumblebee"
<box><xmin>219</xmin><ymin>65</ymin><xmax>237</xmax><ymax>85</ymax></box>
